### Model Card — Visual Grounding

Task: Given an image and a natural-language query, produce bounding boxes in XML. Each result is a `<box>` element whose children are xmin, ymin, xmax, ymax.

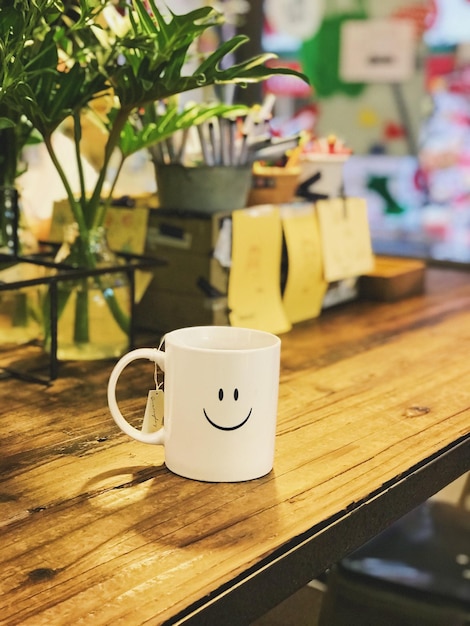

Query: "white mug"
<box><xmin>107</xmin><ymin>326</ymin><xmax>281</xmax><ymax>482</ymax></box>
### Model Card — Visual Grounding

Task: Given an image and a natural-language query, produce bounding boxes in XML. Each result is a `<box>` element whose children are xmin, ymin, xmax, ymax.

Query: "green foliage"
<box><xmin>119</xmin><ymin>101</ymin><xmax>249</xmax><ymax>158</ymax></box>
<box><xmin>0</xmin><ymin>0</ymin><xmax>64</xmax><ymax>185</ymax></box>
<box><xmin>0</xmin><ymin>0</ymin><xmax>309</xmax><ymax>349</ymax></box>
<box><xmin>1</xmin><ymin>0</ymin><xmax>309</xmax><ymax>232</ymax></box>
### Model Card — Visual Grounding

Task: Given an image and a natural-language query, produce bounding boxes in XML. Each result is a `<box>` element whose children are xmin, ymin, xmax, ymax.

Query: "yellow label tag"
<box><xmin>142</xmin><ymin>390</ymin><xmax>164</xmax><ymax>434</ymax></box>
<box><xmin>228</xmin><ymin>205</ymin><xmax>291</xmax><ymax>334</ymax></box>
<box><xmin>281</xmin><ymin>204</ymin><xmax>328</xmax><ymax>323</ymax></box>
<box><xmin>316</xmin><ymin>197</ymin><xmax>374</xmax><ymax>282</ymax></box>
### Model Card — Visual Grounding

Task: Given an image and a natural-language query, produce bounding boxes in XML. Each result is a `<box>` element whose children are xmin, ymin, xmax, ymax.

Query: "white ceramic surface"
<box><xmin>108</xmin><ymin>326</ymin><xmax>281</xmax><ymax>482</ymax></box>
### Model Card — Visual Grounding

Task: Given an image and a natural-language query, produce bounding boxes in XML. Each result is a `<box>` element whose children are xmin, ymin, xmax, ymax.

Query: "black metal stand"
<box><xmin>0</xmin><ymin>247</ymin><xmax>160</xmax><ymax>384</ymax></box>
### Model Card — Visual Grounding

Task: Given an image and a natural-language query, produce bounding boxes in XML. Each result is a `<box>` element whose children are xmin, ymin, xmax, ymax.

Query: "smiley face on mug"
<box><xmin>203</xmin><ymin>386</ymin><xmax>252</xmax><ymax>431</ymax></box>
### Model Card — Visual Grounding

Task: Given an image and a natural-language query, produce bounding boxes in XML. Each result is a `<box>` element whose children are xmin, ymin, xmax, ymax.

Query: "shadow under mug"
<box><xmin>107</xmin><ymin>325</ymin><xmax>281</xmax><ymax>482</ymax></box>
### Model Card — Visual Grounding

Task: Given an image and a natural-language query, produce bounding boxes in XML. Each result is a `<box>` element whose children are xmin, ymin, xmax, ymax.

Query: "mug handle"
<box><xmin>107</xmin><ymin>347</ymin><xmax>166</xmax><ymax>445</ymax></box>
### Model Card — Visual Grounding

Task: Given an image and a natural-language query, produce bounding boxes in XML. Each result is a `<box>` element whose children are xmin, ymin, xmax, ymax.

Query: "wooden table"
<box><xmin>1</xmin><ymin>266</ymin><xmax>469</xmax><ymax>625</ymax></box>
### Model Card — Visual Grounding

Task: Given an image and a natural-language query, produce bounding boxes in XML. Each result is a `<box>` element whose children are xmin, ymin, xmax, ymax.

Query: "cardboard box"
<box><xmin>149</xmin><ymin>249</ymin><xmax>228</xmax><ymax>297</ymax></box>
<box><xmin>135</xmin><ymin>289</ymin><xmax>229</xmax><ymax>334</ymax></box>
<box><xmin>247</xmin><ymin>166</ymin><xmax>300</xmax><ymax>206</ymax></box>
<box><xmin>145</xmin><ymin>208</ymin><xmax>232</xmax><ymax>256</ymax></box>
<box><xmin>49</xmin><ymin>194</ymin><xmax>158</xmax><ymax>254</ymax></box>
<box><xmin>135</xmin><ymin>208</ymin><xmax>232</xmax><ymax>331</ymax></box>
<box><xmin>358</xmin><ymin>256</ymin><xmax>426</xmax><ymax>302</ymax></box>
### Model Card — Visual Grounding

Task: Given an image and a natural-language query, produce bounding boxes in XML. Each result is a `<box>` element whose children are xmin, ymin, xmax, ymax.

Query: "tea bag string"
<box><xmin>153</xmin><ymin>335</ymin><xmax>166</xmax><ymax>392</ymax></box>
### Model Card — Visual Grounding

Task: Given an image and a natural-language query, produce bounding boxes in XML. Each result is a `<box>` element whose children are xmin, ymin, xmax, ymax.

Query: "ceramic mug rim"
<box><xmin>162</xmin><ymin>325</ymin><xmax>281</xmax><ymax>353</ymax></box>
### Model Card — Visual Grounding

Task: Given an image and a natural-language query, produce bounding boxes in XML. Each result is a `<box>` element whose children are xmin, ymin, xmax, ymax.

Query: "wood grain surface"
<box><xmin>1</xmin><ymin>266</ymin><xmax>469</xmax><ymax>625</ymax></box>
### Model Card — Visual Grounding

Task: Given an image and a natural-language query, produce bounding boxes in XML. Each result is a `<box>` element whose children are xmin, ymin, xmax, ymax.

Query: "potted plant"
<box><xmin>0</xmin><ymin>0</ymin><xmax>61</xmax><ymax>345</ymax></box>
<box><xmin>0</xmin><ymin>0</ymin><xmax>59</xmax><ymax>255</ymax></box>
<box><xmin>1</xmin><ymin>0</ymin><xmax>308</xmax><ymax>360</ymax></box>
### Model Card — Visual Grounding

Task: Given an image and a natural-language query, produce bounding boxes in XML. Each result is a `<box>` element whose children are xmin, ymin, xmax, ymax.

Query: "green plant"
<box><xmin>1</xmin><ymin>0</ymin><xmax>308</xmax><ymax>353</ymax></box>
<box><xmin>12</xmin><ymin>0</ymin><xmax>304</xmax><ymax>245</ymax></box>
<box><xmin>0</xmin><ymin>0</ymin><xmax>61</xmax><ymax>256</ymax></box>
<box><xmin>0</xmin><ymin>0</ymin><xmax>63</xmax><ymax>176</ymax></box>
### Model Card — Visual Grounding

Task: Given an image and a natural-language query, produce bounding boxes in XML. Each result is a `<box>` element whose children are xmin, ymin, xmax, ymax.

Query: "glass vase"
<box><xmin>45</xmin><ymin>224</ymin><xmax>131</xmax><ymax>361</ymax></box>
<box><xmin>0</xmin><ymin>186</ymin><xmax>19</xmax><ymax>255</ymax></box>
<box><xmin>0</xmin><ymin>187</ymin><xmax>44</xmax><ymax>346</ymax></box>
<box><xmin>0</xmin><ymin>268</ymin><xmax>44</xmax><ymax>346</ymax></box>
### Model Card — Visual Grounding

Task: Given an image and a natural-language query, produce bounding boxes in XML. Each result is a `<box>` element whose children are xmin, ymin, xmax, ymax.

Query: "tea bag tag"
<box><xmin>142</xmin><ymin>348</ymin><xmax>164</xmax><ymax>434</ymax></box>
<box><xmin>142</xmin><ymin>389</ymin><xmax>164</xmax><ymax>433</ymax></box>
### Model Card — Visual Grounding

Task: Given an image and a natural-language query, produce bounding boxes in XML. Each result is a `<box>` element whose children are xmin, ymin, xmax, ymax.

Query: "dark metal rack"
<box><xmin>0</xmin><ymin>246</ymin><xmax>160</xmax><ymax>384</ymax></box>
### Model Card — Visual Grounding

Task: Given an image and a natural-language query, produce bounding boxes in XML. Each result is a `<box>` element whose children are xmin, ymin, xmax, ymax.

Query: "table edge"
<box><xmin>167</xmin><ymin>433</ymin><xmax>470</xmax><ymax>625</ymax></box>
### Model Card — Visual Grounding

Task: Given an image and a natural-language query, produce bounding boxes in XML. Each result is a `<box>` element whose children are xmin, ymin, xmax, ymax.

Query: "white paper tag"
<box><xmin>141</xmin><ymin>389</ymin><xmax>164</xmax><ymax>434</ymax></box>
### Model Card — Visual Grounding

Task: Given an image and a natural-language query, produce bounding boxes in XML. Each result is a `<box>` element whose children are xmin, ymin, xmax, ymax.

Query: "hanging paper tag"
<box><xmin>228</xmin><ymin>206</ymin><xmax>292</xmax><ymax>334</ymax></box>
<box><xmin>141</xmin><ymin>390</ymin><xmax>164</xmax><ymax>434</ymax></box>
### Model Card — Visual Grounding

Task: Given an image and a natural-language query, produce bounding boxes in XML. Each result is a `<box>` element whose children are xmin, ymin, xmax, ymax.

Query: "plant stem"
<box><xmin>43</xmin><ymin>118</ymin><xmax>132</xmax><ymax>349</ymax></box>
<box><xmin>103</xmin><ymin>284</ymin><xmax>130</xmax><ymax>334</ymax></box>
<box><xmin>105</xmin><ymin>153</ymin><xmax>126</xmax><ymax>207</ymax></box>
<box><xmin>87</xmin><ymin>107</ymin><xmax>132</xmax><ymax>230</ymax></box>
<box><xmin>72</xmin><ymin>111</ymin><xmax>87</xmax><ymax>209</ymax></box>
<box><xmin>43</xmin><ymin>133</ymin><xmax>88</xmax><ymax>240</ymax></box>
<box><xmin>73</xmin><ymin>280</ymin><xmax>89</xmax><ymax>343</ymax></box>
<box><xmin>12</xmin><ymin>293</ymin><xmax>28</xmax><ymax>327</ymax></box>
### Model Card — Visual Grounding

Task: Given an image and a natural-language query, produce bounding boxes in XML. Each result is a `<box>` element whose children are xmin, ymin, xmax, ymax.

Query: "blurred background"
<box><xmin>19</xmin><ymin>0</ymin><xmax>470</xmax><ymax>263</ymax></box>
<box><xmin>236</xmin><ymin>0</ymin><xmax>470</xmax><ymax>263</ymax></box>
